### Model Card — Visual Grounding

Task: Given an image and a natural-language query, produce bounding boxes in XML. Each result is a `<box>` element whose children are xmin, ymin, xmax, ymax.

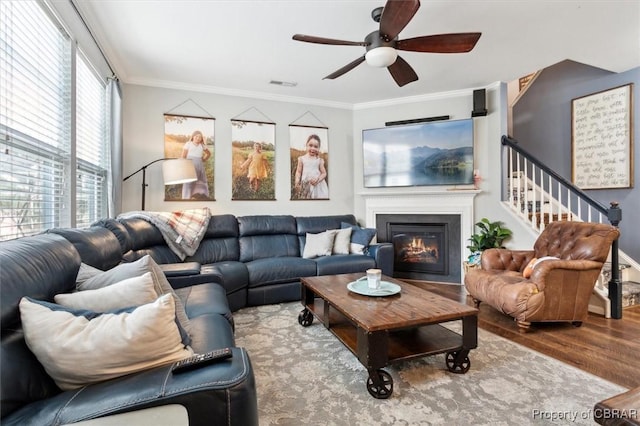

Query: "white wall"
<box><xmin>352</xmin><ymin>90</ymin><xmax>474</xmax><ymax>219</ymax></box>
<box><xmin>122</xmin><ymin>82</ymin><xmax>535</xmax><ymax>251</ymax></box>
<box><xmin>478</xmin><ymin>84</ymin><xmax>538</xmax><ymax>249</ymax></box>
<box><xmin>122</xmin><ymin>84</ymin><xmax>354</xmax><ymax>216</ymax></box>
<box><xmin>351</xmin><ymin>83</ymin><xmax>536</xmax><ymax>250</ymax></box>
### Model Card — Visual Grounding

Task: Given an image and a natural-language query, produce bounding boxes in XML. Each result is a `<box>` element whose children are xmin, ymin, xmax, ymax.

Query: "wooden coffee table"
<box><xmin>298</xmin><ymin>273</ymin><xmax>478</xmax><ymax>399</ymax></box>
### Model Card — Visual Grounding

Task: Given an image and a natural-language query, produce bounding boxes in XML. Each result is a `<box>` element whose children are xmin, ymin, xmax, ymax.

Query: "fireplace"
<box><xmin>391</xmin><ymin>224</ymin><xmax>447</xmax><ymax>275</ymax></box>
<box><xmin>376</xmin><ymin>214</ymin><xmax>461</xmax><ymax>283</ymax></box>
<box><xmin>362</xmin><ymin>189</ymin><xmax>479</xmax><ymax>284</ymax></box>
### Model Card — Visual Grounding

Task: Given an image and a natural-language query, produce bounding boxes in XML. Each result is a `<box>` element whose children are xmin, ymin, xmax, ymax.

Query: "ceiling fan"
<box><xmin>292</xmin><ymin>0</ymin><xmax>481</xmax><ymax>87</ymax></box>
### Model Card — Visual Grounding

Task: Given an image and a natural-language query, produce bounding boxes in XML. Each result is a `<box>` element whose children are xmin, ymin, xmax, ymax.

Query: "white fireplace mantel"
<box><xmin>362</xmin><ymin>189</ymin><xmax>480</xmax><ymax>282</ymax></box>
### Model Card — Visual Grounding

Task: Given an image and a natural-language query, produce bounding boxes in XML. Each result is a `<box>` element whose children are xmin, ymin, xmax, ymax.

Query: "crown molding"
<box><xmin>124</xmin><ymin>77</ymin><xmax>354</xmax><ymax>110</ymax></box>
<box><xmin>353</xmin><ymin>81</ymin><xmax>503</xmax><ymax>110</ymax></box>
<box><xmin>123</xmin><ymin>76</ymin><xmax>502</xmax><ymax>112</ymax></box>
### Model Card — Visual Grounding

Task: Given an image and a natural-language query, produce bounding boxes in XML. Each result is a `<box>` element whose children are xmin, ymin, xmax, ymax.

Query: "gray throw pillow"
<box><xmin>76</xmin><ymin>262</ymin><xmax>103</xmax><ymax>287</ymax></box>
<box><xmin>77</xmin><ymin>255</ymin><xmax>192</xmax><ymax>338</ymax></box>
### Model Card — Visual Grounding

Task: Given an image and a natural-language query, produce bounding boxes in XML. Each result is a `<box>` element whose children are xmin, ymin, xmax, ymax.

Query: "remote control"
<box><xmin>171</xmin><ymin>348</ymin><xmax>233</xmax><ymax>373</ymax></box>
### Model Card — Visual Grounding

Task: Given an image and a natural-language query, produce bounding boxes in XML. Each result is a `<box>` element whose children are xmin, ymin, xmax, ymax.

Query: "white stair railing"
<box><xmin>501</xmin><ymin>135</ymin><xmax>624</xmax><ymax>318</ymax></box>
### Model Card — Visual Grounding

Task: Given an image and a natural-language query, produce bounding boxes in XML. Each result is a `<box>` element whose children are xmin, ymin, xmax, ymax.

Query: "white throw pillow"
<box><xmin>302</xmin><ymin>230</ymin><xmax>337</xmax><ymax>259</ymax></box>
<box><xmin>523</xmin><ymin>256</ymin><xmax>560</xmax><ymax>278</ymax></box>
<box><xmin>77</xmin><ymin>255</ymin><xmax>191</xmax><ymax>338</ymax></box>
<box><xmin>55</xmin><ymin>272</ymin><xmax>158</xmax><ymax>312</ymax></box>
<box><xmin>532</xmin><ymin>256</ymin><xmax>560</xmax><ymax>268</ymax></box>
<box><xmin>331</xmin><ymin>227</ymin><xmax>352</xmax><ymax>255</ymax></box>
<box><xmin>19</xmin><ymin>293</ymin><xmax>193</xmax><ymax>391</ymax></box>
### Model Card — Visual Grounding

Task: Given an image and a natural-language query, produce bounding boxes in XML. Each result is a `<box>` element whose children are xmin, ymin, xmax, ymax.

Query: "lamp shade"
<box><xmin>162</xmin><ymin>159</ymin><xmax>197</xmax><ymax>185</ymax></box>
<box><xmin>365</xmin><ymin>47</ymin><xmax>398</xmax><ymax>68</ymax></box>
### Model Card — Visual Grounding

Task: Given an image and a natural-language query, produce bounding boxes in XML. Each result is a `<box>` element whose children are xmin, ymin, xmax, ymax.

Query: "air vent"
<box><xmin>269</xmin><ymin>80</ymin><xmax>297</xmax><ymax>87</ymax></box>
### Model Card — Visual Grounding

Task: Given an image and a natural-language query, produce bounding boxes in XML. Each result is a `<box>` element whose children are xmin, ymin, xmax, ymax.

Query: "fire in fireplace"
<box><xmin>376</xmin><ymin>214</ymin><xmax>461</xmax><ymax>283</ymax></box>
<box><xmin>392</xmin><ymin>227</ymin><xmax>447</xmax><ymax>275</ymax></box>
<box><xmin>391</xmin><ymin>224</ymin><xmax>448</xmax><ymax>274</ymax></box>
<box><xmin>396</xmin><ymin>235</ymin><xmax>439</xmax><ymax>263</ymax></box>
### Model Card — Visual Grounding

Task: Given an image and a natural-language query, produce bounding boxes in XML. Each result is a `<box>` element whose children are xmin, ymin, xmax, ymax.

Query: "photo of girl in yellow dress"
<box><xmin>241</xmin><ymin>142</ymin><xmax>270</xmax><ymax>192</ymax></box>
<box><xmin>231</xmin><ymin>120</ymin><xmax>275</xmax><ymax>200</ymax></box>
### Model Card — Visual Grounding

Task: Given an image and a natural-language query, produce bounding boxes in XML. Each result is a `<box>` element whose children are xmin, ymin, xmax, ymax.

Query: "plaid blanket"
<box><xmin>118</xmin><ymin>208</ymin><xmax>211</xmax><ymax>260</ymax></box>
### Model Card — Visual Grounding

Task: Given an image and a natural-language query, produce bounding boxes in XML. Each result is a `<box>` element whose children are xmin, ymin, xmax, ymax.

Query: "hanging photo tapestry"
<box><xmin>231</xmin><ymin>120</ymin><xmax>276</xmax><ymax>200</ymax></box>
<box><xmin>289</xmin><ymin>125</ymin><xmax>329</xmax><ymax>200</ymax></box>
<box><xmin>164</xmin><ymin>114</ymin><xmax>215</xmax><ymax>201</ymax></box>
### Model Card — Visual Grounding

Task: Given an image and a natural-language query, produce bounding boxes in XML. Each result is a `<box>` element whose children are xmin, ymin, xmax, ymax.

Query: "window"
<box><xmin>0</xmin><ymin>0</ymin><xmax>109</xmax><ymax>240</ymax></box>
<box><xmin>76</xmin><ymin>53</ymin><xmax>108</xmax><ymax>228</ymax></box>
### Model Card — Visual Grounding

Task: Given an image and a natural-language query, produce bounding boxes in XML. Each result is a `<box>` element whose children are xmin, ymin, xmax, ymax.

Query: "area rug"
<box><xmin>234</xmin><ymin>302</ymin><xmax>626</xmax><ymax>426</ymax></box>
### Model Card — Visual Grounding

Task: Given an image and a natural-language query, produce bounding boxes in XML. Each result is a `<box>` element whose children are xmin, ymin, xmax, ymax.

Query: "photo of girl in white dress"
<box><xmin>164</xmin><ymin>114</ymin><xmax>215</xmax><ymax>201</ymax></box>
<box><xmin>181</xmin><ymin>130</ymin><xmax>211</xmax><ymax>199</ymax></box>
<box><xmin>290</xmin><ymin>126</ymin><xmax>329</xmax><ymax>200</ymax></box>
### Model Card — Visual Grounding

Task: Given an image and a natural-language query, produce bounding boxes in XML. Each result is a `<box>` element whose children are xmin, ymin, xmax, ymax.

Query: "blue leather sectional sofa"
<box><xmin>0</xmin><ymin>213</ymin><xmax>392</xmax><ymax>425</ymax></box>
<box><xmin>91</xmin><ymin>213</ymin><xmax>394</xmax><ymax>311</ymax></box>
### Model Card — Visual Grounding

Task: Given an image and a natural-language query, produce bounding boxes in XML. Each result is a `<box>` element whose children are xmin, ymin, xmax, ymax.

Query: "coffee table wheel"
<box><xmin>298</xmin><ymin>309</ymin><xmax>313</xmax><ymax>327</ymax></box>
<box><xmin>445</xmin><ymin>351</ymin><xmax>471</xmax><ymax>374</ymax></box>
<box><xmin>366</xmin><ymin>369</ymin><xmax>393</xmax><ymax>399</ymax></box>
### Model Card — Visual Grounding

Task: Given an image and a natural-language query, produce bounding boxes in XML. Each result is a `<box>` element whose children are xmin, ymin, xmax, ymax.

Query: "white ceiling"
<box><xmin>76</xmin><ymin>0</ymin><xmax>640</xmax><ymax>106</ymax></box>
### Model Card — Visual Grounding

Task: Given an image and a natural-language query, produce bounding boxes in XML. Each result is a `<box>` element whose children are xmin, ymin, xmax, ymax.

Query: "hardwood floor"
<box><xmin>405</xmin><ymin>280</ymin><xmax>640</xmax><ymax>389</ymax></box>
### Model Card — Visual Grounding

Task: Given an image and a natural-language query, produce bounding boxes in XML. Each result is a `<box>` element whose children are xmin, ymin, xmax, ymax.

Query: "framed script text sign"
<box><xmin>571</xmin><ymin>84</ymin><xmax>634</xmax><ymax>189</ymax></box>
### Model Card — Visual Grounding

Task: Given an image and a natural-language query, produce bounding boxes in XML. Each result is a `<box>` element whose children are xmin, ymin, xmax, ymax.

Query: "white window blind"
<box><xmin>76</xmin><ymin>52</ymin><xmax>108</xmax><ymax>228</ymax></box>
<box><xmin>0</xmin><ymin>0</ymin><xmax>110</xmax><ymax>240</ymax></box>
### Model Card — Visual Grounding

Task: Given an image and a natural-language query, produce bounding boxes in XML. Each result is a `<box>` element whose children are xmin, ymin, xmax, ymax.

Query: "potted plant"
<box><xmin>466</xmin><ymin>218</ymin><xmax>513</xmax><ymax>266</ymax></box>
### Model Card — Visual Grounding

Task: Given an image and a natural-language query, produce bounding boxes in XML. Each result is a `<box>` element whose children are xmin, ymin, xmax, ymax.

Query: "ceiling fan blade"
<box><xmin>323</xmin><ymin>56</ymin><xmax>366</xmax><ymax>80</ymax></box>
<box><xmin>292</xmin><ymin>34</ymin><xmax>367</xmax><ymax>46</ymax></box>
<box><xmin>379</xmin><ymin>0</ymin><xmax>420</xmax><ymax>40</ymax></box>
<box><xmin>387</xmin><ymin>56</ymin><xmax>418</xmax><ymax>87</ymax></box>
<box><xmin>396</xmin><ymin>33</ymin><xmax>482</xmax><ymax>53</ymax></box>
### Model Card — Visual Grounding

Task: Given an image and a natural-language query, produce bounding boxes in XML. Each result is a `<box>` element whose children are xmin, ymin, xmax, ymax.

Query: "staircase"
<box><xmin>501</xmin><ymin>136</ymin><xmax>639</xmax><ymax>318</ymax></box>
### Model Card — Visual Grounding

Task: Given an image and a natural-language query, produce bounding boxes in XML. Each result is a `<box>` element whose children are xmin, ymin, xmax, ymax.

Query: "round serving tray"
<box><xmin>347</xmin><ymin>279</ymin><xmax>401</xmax><ymax>297</ymax></box>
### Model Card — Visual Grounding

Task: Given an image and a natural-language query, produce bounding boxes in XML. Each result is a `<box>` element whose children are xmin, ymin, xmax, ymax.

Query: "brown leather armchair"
<box><xmin>464</xmin><ymin>221</ymin><xmax>620</xmax><ymax>331</ymax></box>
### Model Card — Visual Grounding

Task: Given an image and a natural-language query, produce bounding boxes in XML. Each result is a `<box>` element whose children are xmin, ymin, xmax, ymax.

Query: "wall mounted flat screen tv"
<box><xmin>362</xmin><ymin>118</ymin><xmax>474</xmax><ymax>188</ymax></box>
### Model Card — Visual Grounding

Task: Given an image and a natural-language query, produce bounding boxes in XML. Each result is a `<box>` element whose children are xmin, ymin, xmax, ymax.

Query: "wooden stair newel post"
<box><xmin>608</xmin><ymin>202</ymin><xmax>622</xmax><ymax>319</ymax></box>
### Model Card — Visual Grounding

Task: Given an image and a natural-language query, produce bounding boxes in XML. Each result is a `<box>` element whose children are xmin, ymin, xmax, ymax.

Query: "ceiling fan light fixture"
<box><xmin>292</xmin><ymin>1</ymin><xmax>480</xmax><ymax>86</ymax></box>
<box><xmin>365</xmin><ymin>47</ymin><xmax>397</xmax><ymax>67</ymax></box>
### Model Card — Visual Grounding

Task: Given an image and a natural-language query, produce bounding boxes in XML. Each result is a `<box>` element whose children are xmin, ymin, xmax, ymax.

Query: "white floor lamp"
<box><xmin>123</xmin><ymin>158</ymin><xmax>197</xmax><ymax>210</ymax></box>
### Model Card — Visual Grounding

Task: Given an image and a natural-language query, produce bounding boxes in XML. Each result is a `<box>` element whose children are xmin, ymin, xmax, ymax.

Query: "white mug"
<box><xmin>366</xmin><ymin>268</ymin><xmax>382</xmax><ymax>289</ymax></box>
